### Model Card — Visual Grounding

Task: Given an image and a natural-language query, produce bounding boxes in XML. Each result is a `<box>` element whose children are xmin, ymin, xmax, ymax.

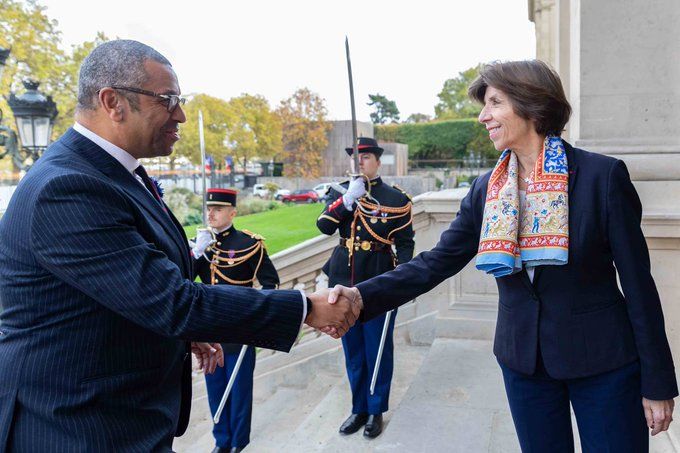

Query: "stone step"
<box><xmin>272</xmin><ymin>341</ymin><xmax>430</xmax><ymax>452</ymax></box>
<box><xmin>370</xmin><ymin>338</ymin><xmax>520</xmax><ymax>452</ymax></box>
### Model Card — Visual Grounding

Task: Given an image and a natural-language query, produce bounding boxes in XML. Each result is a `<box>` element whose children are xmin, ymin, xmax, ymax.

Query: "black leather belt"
<box><xmin>339</xmin><ymin>238</ymin><xmax>391</xmax><ymax>252</ymax></box>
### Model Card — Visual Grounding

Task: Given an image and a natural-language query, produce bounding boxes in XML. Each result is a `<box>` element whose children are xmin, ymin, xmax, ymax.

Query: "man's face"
<box><xmin>124</xmin><ymin>60</ymin><xmax>187</xmax><ymax>158</ymax></box>
<box><xmin>207</xmin><ymin>205</ymin><xmax>236</xmax><ymax>230</ymax></box>
<box><xmin>359</xmin><ymin>152</ymin><xmax>380</xmax><ymax>179</ymax></box>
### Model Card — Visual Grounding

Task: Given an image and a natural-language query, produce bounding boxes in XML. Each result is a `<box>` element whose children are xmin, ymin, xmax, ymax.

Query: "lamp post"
<box><xmin>7</xmin><ymin>80</ymin><xmax>58</xmax><ymax>170</ymax></box>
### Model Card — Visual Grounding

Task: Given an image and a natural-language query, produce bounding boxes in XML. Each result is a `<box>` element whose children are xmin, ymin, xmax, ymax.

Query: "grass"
<box><xmin>184</xmin><ymin>203</ymin><xmax>325</xmax><ymax>255</ymax></box>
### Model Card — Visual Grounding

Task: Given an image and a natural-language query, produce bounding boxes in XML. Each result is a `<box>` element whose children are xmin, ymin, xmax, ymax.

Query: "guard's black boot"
<box><xmin>363</xmin><ymin>414</ymin><xmax>383</xmax><ymax>438</ymax></box>
<box><xmin>339</xmin><ymin>413</ymin><xmax>368</xmax><ymax>435</ymax></box>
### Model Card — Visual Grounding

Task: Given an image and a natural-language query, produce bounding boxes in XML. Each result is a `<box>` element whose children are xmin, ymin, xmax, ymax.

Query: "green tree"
<box><xmin>173</xmin><ymin>94</ymin><xmax>231</xmax><ymax>166</ymax></box>
<box><xmin>225</xmin><ymin>94</ymin><xmax>282</xmax><ymax>173</ymax></box>
<box><xmin>406</xmin><ymin>113</ymin><xmax>432</xmax><ymax>124</ymax></box>
<box><xmin>276</xmin><ymin>88</ymin><xmax>331</xmax><ymax>178</ymax></box>
<box><xmin>367</xmin><ymin>93</ymin><xmax>400</xmax><ymax>124</ymax></box>
<box><xmin>0</xmin><ymin>1</ymin><xmax>109</xmax><ymax>144</ymax></box>
<box><xmin>435</xmin><ymin>64</ymin><xmax>483</xmax><ymax>120</ymax></box>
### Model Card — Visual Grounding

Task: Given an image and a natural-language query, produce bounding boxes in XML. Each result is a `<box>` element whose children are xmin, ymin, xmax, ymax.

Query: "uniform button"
<box><xmin>217</xmin><ymin>242</ymin><xmax>221</xmax><ymax>246</ymax></box>
<box><xmin>357</xmin><ymin>226</ymin><xmax>362</xmax><ymax>231</ymax></box>
<box><xmin>355</xmin><ymin>236</ymin><xmax>360</xmax><ymax>240</ymax></box>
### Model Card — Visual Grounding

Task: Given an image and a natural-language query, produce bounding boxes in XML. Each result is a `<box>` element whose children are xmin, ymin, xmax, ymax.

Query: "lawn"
<box><xmin>184</xmin><ymin>203</ymin><xmax>325</xmax><ymax>255</ymax></box>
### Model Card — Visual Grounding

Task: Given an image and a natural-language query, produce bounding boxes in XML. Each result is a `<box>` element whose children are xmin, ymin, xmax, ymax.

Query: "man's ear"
<box><xmin>98</xmin><ymin>88</ymin><xmax>125</xmax><ymax>122</ymax></box>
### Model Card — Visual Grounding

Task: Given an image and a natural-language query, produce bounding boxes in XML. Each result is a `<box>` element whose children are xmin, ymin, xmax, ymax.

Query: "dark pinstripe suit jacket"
<box><xmin>0</xmin><ymin>128</ymin><xmax>303</xmax><ymax>452</ymax></box>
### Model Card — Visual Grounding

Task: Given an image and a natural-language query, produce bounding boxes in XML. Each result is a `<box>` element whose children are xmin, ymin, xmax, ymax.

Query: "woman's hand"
<box><xmin>643</xmin><ymin>397</ymin><xmax>675</xmax><ymax>435</ymax></box>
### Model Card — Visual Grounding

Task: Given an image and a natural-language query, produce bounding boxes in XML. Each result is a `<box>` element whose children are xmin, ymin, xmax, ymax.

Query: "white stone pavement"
<box><xmin>174</xmin><ymin>338</ymin><xmax>678</xmax><ymax>453</ymax></box>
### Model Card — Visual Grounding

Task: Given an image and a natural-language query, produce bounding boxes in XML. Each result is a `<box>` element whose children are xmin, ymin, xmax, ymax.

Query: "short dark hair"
<box><xmin>468</xmin><ymin>60</ymin><xmax>572</xmax><ymax>136</ymax></box>
<box><xmin>77</xmin><ymin>40</ymin><xmax>172</xmax><ymax>111</ymax></box>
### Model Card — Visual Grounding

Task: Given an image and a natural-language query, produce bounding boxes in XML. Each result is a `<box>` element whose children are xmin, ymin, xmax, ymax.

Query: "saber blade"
<box><xmin>198</xmin><ymin>110</ymin><xmax>207</xmax><ymax>226</ymax></box>
<box><xmin>345</xmin><ymin>36</ymin><xmax>359</xmax><ymax>175</ymax></box>
<box><xmin>213</xmin><ymin>345</ymin><xmax>248</xmax><ymax>424</ymax></box>
<box><xmin>370</xmin><ymin>309</ymin><xmax>393</xmax><ymax>395</ymax></box>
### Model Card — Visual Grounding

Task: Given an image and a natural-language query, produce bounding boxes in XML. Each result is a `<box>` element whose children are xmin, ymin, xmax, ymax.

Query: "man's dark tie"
<box><xmin>134</xmin><ymin>165</ymin><xmax>166</xmax><ymax>211</ymax></box>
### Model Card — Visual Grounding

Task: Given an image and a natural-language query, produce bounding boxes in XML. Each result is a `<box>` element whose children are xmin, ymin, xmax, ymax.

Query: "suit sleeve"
<box><xmin>30</xmin><ymin>175</ymin><xmax>302</xmax><ymax>352</ymax></box>
<box><xmin>393</xmin><ymin>195</ymin><xmax>415</xmax><ymax>265</ymax></box>
<box><xmin>255</xmin><ymin>242</ymin><xmax>279</xmax><ymax>289</ymax></box>
<box><xmin>357</xmin><ymin>177</ymin><xmax>483</xmax><ymax>321</ymax></box>
<box><xmin>316</xmin><ymin>188</ymin><xmax>353</xmax><ymax>235</ymax></box>
<box><xmin>606</xmin><ymin>160</ymin><xmax>678</xmax><ymax>400</ymax></box>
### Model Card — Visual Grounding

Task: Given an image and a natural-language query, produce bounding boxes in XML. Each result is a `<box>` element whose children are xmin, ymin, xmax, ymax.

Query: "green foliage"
<box><xmin>225</xmin><ymin>94</ymin><xmax>282</xmax><ymax>171</ymax></box>
<box><xmin>174</xmin><ymin>94</ymin><xmax>231</xmax><ymax>165</ymax></box>
<box><xmin>367</xmin><ymin>93</ymin><xmax>400</xmax><ymax>124</ymax></box>
<box><xmin>375</xmin><ymin>118</ymin><xmax>496</xmax><ymax>161</ymax></box>
<box><xmin>236</xmin><ymin>197</ymin><xmax>280</xmax><ymax>216</ymax></box>
<box><xmin>276</xmin><ymin>88</ymin><xmax>331</xmax><ymax>179</ymax></box>
<box><xmin>0</xmin><ymin>1</ymin><xmax>109</xmax><ymax>140</ymax></box>
<box><xmin>164</xmin><ymin>187</ymin><xmax>202</xmax><ymax>225</ymax></box>
<box><xmin>435</xmin><ymin>64</ymin><xmax>483</xmax><ymax>120</ymax></box>
<box><xmin>264</xmin><ymin>181</ymin><xmax>279</xmax><ymax>198</ymax></box>
<box><xmin>184</xmin><ymin>203</ymin><xmax>321</xmax><ymax>255</ymax></box>
<box><xmin>406</xmin><ymin>113</ymin><xmax>432</xmax><ymax>124</ymax></box>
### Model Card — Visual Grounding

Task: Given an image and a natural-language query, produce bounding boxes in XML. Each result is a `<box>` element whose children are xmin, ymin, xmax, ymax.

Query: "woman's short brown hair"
<box><xmin>468</xmin><ymin>60</ymin><xmax>572</xmax><ymax>136</ymax></box>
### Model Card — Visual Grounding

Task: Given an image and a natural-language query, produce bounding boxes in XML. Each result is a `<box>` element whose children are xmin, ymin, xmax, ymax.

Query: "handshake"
<box><xmin>304</xmin><ymin>285</ymin><xmax>364</xmax><ymax>339</ymax></box>
<box><xmin>192</xmin><ymin>285</ymin><xmax>362</xmax><ymax>375</ymax></box>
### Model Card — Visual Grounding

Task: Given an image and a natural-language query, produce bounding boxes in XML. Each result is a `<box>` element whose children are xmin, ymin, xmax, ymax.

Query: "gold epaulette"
<box><xmin>392</xmin><ymin>184</ymin><xmax>412</xmax><ymax>201</ymax></box>
<box><xmin>242</xmin><ymin>229</ymin><xmax>265</xmax><ymax>241</ymax></box>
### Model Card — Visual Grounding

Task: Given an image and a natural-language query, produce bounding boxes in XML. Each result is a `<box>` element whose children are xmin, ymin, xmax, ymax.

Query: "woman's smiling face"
<box><xmin>478</xmin><ymin>86</ymin><xmax>535</xmax><ymax>152</ymax></box>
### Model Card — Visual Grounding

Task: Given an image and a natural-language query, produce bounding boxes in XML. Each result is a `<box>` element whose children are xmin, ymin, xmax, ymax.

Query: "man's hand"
<box><xmin>191</xmin><ymin>342</ymin><xmax>224</xmax><ymax>374</ymax></box>
<box><xmin>342</xmin><ymin>177</ymin><xmax>367</xmax><ymax>210</ymax></box>
<box><xmin>305</xmin><ymin>287</ymin><xmax>362</xmax><ymax>338</ymax></box>
<box><xmin>317</xmin><ymin>285</ymin><xmax>364</xmax><ymax>338</ymax></box>
<box><xmin>643</xmin><ymin>397</ymin><xmax>675</xmax><ymax>435</ymax></box>
<box><xmin>191</xmin><ymin>229</ymin><xmax>214</xmax><ymax>259</ymax></box>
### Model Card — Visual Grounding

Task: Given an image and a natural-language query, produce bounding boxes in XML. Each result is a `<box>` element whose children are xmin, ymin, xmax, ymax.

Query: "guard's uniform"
<box><xmin>317</xmin><ymin>175</ymin><xmax>414</xmax><ymax>417</ymax></box>
<box><xmin>193</xmin><ymin>189</ymin><xmax>279</xmax><ymax>451</ymax></box>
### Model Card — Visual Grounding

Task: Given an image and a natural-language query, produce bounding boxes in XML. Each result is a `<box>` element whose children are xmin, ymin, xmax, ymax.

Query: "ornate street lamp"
<box><xmin>7</xmin><ymin>80</ymin><xmax>58</xmax><ymax>169</ymax></box>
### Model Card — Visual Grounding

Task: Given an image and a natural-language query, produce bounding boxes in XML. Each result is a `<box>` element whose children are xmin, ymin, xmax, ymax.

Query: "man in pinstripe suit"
<box><xmin>0</xmin><ymin>40</ymin><xmax>360</xmax><ymax>452</ymax></box>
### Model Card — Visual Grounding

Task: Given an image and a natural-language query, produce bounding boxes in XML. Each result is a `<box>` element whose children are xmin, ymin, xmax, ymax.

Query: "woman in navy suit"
<box><xmin>328</xmin><ymin>60</ymin><xmax>677</xmax><ymax>452</ymax></box>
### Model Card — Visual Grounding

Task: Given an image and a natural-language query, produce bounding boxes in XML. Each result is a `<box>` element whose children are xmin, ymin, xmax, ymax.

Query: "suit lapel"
<box><xmin>63</xmin><ymin>129</ymin><xmax>191</xmax><ymax>275</ymax></box>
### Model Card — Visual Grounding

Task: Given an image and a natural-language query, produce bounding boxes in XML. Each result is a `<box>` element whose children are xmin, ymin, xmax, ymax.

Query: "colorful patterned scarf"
<box><xmin>475</xmin><ymin>135</ymin><xmax>569</xmax><ymax>277</ymax></box>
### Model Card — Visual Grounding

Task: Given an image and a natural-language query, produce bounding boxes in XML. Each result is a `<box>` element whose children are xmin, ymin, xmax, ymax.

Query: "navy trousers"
<box><xmin>499</xmin><ymin>353</ymin><xmax>648</xmax><ymax>453</ymax></box>
<box><xmin>342</xmin><ymin>309</ymin><xmax>397</xmax><ymax>415</ymax></box>
<box><xmin>205</xmin><ymin>346</ymin><xmax>256</xmax><ymax>449</ymax></box>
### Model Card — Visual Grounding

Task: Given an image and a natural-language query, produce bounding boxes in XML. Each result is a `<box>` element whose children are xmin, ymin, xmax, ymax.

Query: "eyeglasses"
<box><xmin>101</xmin><ymin>86</ymin><xmax>187</xmax><ymax>113</ymax></box>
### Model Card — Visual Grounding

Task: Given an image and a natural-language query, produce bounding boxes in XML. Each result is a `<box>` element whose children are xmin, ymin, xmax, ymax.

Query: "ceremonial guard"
<box><xmin>316</xmin><ymin>137</ymin><xmax>415</xmax><ymax>438</ymax></box>
<box><xmin>191</xmin><ymin>188</ymin><xmax>279</xmax><ymax>453</ymax></box>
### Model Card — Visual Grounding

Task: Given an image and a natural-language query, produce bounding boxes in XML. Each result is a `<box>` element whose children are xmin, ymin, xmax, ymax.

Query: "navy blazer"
<box><xmin>357</xmin><ymin>143</ymin><xmax>678</xmax><ymax>400</ymax></box>
<box><xmin>0</xmin><ymin>129</ymin><xmax>303</xmax><ymax>452</ymax></box>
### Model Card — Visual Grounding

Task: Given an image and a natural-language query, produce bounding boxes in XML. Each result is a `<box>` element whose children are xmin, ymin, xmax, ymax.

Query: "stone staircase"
<box><xmin>173</xmin><ymin>327</ymin><xmax>429</xmax><ymax>453</ymax></box>
<box><xmin>174</xmin><ymin>335</ymin><xmax>679</xmax><ymax>453</ymax></box>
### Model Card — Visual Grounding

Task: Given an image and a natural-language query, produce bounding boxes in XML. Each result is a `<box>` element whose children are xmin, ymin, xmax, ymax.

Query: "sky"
<box><xmin>38</xmin><ymin>0</ymin><xmax>536</xmax><ymax>122</ymax></box>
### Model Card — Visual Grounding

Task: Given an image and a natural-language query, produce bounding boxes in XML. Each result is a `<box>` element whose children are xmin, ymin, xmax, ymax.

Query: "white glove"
<box><xmin>191</xmin><ymin>229</ymin><xmax>214</xmax><ymax>258</ymax></box>
<box><xmin>342</xmin><ymin>178</ymin><xmax>367</xmax><ymax>210</ymax></box>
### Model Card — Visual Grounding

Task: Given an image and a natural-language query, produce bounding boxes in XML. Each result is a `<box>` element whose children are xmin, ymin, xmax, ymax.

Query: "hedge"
<box><xmin>375</xmin><ymin>119</ymin><xmax>496</xmax><ymax>161</ymax></box>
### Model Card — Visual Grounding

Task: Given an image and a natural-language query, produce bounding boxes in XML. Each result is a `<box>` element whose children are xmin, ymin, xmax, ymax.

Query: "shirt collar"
<box><xmin>213</xmin><ymin>224</ymin><xmax>234</xmax><ymax>235</ymax></box>
<box><xmin>73</xmin><ymin>122</ymin><xmax>140</xmax><ymax>174</ymax></box>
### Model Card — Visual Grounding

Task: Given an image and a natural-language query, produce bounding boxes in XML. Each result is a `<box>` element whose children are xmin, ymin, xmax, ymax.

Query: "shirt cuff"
<box><xmin>299</xmin><ymin>289</ymin><xmax>307</xmax><ymax>331</ymax></box>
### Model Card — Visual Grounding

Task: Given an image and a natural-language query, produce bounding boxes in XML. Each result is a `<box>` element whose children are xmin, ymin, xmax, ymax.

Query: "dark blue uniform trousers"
<box><xmin>499</xmin><ymin>353</ymin><xmax>648</xmax><ymax>453</ymax></box>
<box><xmin>205</xmin><ymin>346</ymin><xmax>256</xmax><ymax>449</ymax></box>
<box><xmin>342</xmin><ymin>309</ymin><xmax>397</xmax><ymax>415</ymax></box>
